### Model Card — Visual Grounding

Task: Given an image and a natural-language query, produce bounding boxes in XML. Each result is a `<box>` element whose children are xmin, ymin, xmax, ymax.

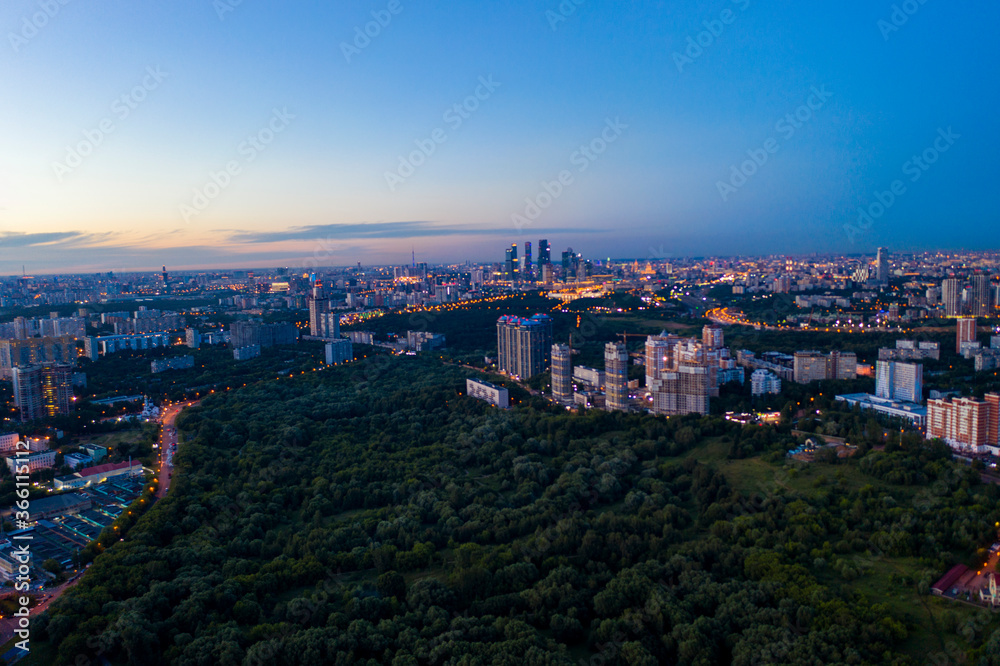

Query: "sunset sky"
<box><xmin>1</xmin><ymin>0</ymin><xmax>997</xmax><ymax>273</ymax></box>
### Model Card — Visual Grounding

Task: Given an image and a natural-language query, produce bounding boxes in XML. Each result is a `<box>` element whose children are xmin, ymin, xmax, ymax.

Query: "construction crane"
<box><xmin>616</xmin><ymin>332</ymin><xmax>651</xmax><ymax>342</ymax></box>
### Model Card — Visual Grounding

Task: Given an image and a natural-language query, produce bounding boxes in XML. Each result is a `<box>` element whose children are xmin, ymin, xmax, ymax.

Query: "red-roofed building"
<box><xmin>54</xmin><ymin>460</ymin><xmax>143</xmax><ymax>490</ymax></box>
<box><xmin>932</xmin><ymin>564</ymin><xmax>969</xmax><ymax>595</ymax></box>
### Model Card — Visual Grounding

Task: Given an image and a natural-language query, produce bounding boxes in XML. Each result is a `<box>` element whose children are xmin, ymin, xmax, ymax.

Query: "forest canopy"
<box><xmin>31</xmin><ymin>354</ymin><xmax>1000</xmax><ymax>665</ymax></box>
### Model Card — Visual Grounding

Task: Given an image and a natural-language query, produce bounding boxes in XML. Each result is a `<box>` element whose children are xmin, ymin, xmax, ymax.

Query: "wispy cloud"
<box><xmin>228</xmin><ymin>221</ymin><xmax>600</xmax><ymax>244</ymax></box>
<box><xmin>0</xmin><ymin>231</ymin><xmax>90</xmax><ymax>247</ymax></box>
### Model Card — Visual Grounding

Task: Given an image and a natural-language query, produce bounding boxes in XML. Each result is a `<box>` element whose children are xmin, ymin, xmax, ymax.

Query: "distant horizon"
<box><xmin>4</xmin><ymin>246</ymin><xmax>1000</xmax><ymax>279</ymax></box>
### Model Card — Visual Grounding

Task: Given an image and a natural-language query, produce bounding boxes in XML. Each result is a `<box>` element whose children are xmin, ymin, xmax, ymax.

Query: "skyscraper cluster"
<box><xmin>504</xmin><ymin>240</ymin><xmax>552</xmax><ymax>284</ymax></box>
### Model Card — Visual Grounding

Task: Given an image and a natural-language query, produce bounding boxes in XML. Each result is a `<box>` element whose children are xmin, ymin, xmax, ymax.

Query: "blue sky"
<box><xmin>0</xmin><ymin>0</ymin><xmax>997</xmax><ymax>273</ymax></box>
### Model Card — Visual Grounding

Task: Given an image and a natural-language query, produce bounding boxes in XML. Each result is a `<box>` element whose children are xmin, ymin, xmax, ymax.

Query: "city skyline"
<box><xmin>2</xmin><ymin>1</ymin><xmax>998</xmax><ymax>272</ymax></box>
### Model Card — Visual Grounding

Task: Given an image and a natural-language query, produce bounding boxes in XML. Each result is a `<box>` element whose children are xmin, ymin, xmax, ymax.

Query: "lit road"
<box><xmin>707</xmin><ymin>307</ymin><xmax>759</xmax><ymax>327</ymax></box>
<box><xmin>706</xmin><ymin>306</ymin><xmax>900</xmax><ymax>334</ymax></box>
<box><xmin>157</xmin><ymin>401</ymin><xmax>198</xmax><ymax>499</ymax></box>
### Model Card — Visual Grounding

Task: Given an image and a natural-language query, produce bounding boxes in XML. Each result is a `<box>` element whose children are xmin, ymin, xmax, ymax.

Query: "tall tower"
<box><xmin>604</xmin><ymin>342</ymin><xmax>629</xmax><ymax>412</ymax></box>
<box><xmin>942</xmin><ymin>278</ymin><xmax>961</xmax><ymax>317</ymax></box>
<box><xmin>504</xmin><ymin>244</ymin><xmax>519</xmax><ymax>283</ymax></box>
<box><xmin>309</xmin><ymin>280</ymin><xmax>330</xmax><ymax>337</ymax></box>
<box><xmin>973</xmin><ymin>274</ymin><xmax>992</xmax><ymax>318</ymax></box>
<box><xmin>551</xmin><ymin>344</ymin><xmax>572</xmax><ymax>404</ymax></box>
<box><xmin>538</xmin><ymin>239</ymin><xmax>550</xmax><ymax>273</ymax></box>
<box><xmin>645</xmin><ymin>333</ymin><xmax>676</xmax><ymax>394</ymax></box>
<box><xmin>876</xmin><ymin>248</ymin><xmax>889</xmax><ymax>285</ymax></box>
<box><xmin>523</xmin><ymin>242</ymin><xmax>533</xmax><ymax>282</ymax></box>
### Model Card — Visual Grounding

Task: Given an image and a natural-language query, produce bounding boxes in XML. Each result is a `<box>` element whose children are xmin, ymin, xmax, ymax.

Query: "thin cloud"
<box><xmin>229</xmin><ymin>222</ymin><xmax>601</xmax><ymax>244</ymax></box>
<box><xmin>0</xmin><ymin>231</ymin><xmax>88</xmax><ymax>247</ymax></box>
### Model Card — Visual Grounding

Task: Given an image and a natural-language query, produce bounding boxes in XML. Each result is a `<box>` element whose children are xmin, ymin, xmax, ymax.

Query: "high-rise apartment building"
<box><xmin>702</xmin><ymin>325</ymin><xmax>724</xmax><ymax>351</ymax></box>
<box><xmin>878</xmin><ymin>340</ymin><xmax>940</xmax><ymax>361</ymax></box>
<box><xmin>942</xmin><ymin>278</ymin><xmax>961</xmax><ymax>317</ymax></box>
<box><xmin>645</xmin><ymin>335</ymin><xmax>710</xmax><ymax>416</ymax></box>
<box><xmin>972</xmin><ymin>274</ymin><xmax>992</xmax><ymax>318</ymax></box>
<box><xmin>644</xmin><ymin>334</ymin><xmax>677</xmax><ymax>394</ymax></box>
<box><xmin>551</xmin><ymin>344</ymin><xmax>573</xmax><ymax>404</ymax></box>
<box><xmin>231</xmin><ymin>321</ymin><xmax>299</xmax><ymax>349</ymax></box>
<box><xmin>308</xmin><ymin>282</ymin><xmax>330</xmax><ymax>337</ymax></box>
<box><xmin>793</xmin><ymin>351</ymin><xmax>857</xmax><ymax>383</ymax></box>
<box><xmin>927</xmin><ymin>395</ymin><xmax>1000</xmax><ymax>452</ymax></box>
<box><xmin>325</xmin><ymin>339</ymin><xmax>353</xmax><ymax>366</ymax></box>
<box><xmin>0</xmin><ymin>337</ymin><xmax>77</xmax><ymax>380</ymax></box>
<box><xmin>956</xmin><ymin>317</ymin><xmax>977</xmax><ymax>353</ymax></box>
<box><xmin>987</xmin><ymin>394</ymin><xmax>1000</xmax><ymax>449</ymax></box>
<box><xmin>875</xmin><ymin>361</ymin><xmax>923</xmax><ymax>403</ymax></box>
<box><xmin>604</xmin><ymin>342</ymin><xmax>629</xmax><ymax>411</ymax></box>
<box><xmin>496</xmin><ymin>314</ymin><xmax>553</xmax><ymax>379</ymax></box>
<box><xmin>750</xmin><ymin>369</ymin><xmax>782</xmax><ymax>396</ymax></box>
<box><xmin>793</xmin><ymin>352</ymin><xmax>829</xmax><ymax>383</ymax></box>
<box><xmin>12</xmin><ymin>364</ymin><xmax>74</xmax><ymax>422</ymax></box>
<box><xmin>311</xmin><ymin>312</ymin><xmax>340</xmax><ymax>340</ymax></box>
